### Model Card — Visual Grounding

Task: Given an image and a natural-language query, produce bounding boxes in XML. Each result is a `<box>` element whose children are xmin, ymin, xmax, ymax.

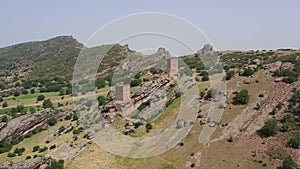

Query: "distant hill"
<box><xmin>0</xmin><ymin>36</ymin><xmax>131</xmax><ymax>80</ymax></box>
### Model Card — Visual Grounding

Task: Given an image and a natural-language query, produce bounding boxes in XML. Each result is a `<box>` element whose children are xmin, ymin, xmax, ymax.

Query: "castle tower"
<box><xmin>115</xmin><ymin>85</ymin><xmax>130</xmax><ymax>102</ymax></box>
<box><xmin>167</xmin><ymin>57</ymin><xmax>178</xmax><ymax>76</ymax></box>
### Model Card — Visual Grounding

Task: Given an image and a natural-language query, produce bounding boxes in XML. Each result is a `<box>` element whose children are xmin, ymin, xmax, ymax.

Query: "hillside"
<box><xmin>0</xmin><ymin>37</ymin><xmax>299</xmax><ymax>169</ymax></box>
<box><xmin>0</xmin><ymin>36</ymin><xmax>130</xmax><ymax>80</ymax></box>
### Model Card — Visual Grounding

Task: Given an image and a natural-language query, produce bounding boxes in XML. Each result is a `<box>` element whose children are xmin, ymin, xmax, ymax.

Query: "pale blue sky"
<box><xmin>1</xmin><ymin>0</ymin><xmax>299</xmax><ymax>50</ymax></box>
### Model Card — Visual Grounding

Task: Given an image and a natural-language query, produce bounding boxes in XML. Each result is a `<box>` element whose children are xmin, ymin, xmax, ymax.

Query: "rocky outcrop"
<box><xmin>153</xmin><ymin>47</ymin><xmax>170</xmax><ymax>59</ymax></box>
<box><xmin>0</xmin><ymin>88</ymin><xmax>22</xmax><ymax>97</ymax></box>
<box><xmin>0</xmin><ymin>157</ymin><xmax>54</xmax><ymax>169</ymax></box>
<box><xmin>264</xmin><ymin>61</ymin><xmax>282</xmax><ymax>72</ymax></box>
<box><xmin>0</xmin><ymin>109</ymin><xmax>68</xmax><ymax>145</ymax></box>
<box><xmin>196</xmin><ymin>44</ymin><xmax>215</xmax><ymax>56</ymax></box>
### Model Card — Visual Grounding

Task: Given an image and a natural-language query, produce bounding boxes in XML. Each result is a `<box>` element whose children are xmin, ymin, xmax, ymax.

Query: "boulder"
<box><xmin>243</xmin><ymin>78</ymin><xmax>251</xmax><ymax>84</ymax></box>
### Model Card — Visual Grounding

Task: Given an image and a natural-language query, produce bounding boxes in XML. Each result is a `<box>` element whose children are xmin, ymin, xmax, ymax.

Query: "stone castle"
<box><xmin>103</xmin><ymin>57</ymin><xmax>179</xmax><ymax>122</ymax></box>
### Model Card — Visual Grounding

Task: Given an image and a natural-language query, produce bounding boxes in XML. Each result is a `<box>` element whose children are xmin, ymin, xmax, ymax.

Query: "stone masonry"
<box><xmin>167</xmin><ymin>57</ymin><xmax>178</xmax><ymax>76</ymax></box>
<box><xmin>115</xmin><ymin>85</ymin><xmax>131</xmax><ymax>102</ymax></box>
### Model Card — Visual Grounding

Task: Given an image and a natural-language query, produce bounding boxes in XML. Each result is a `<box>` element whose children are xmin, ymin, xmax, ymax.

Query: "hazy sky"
<box><xmin>1</xmin><ymin>0</ymin><xmax>299</xmax><ymax>50</ymax></box>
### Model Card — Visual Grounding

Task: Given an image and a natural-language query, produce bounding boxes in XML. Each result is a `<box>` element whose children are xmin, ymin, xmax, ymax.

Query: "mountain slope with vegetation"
<box><xmin>0</xmin><ymin>36</ymin><xmax>130</xmax><ymax>80</ymax></box>
<box><xmin>0</xmin><ymin>36</ymin><xmax>299</xmax><ymax>169</ymax></box>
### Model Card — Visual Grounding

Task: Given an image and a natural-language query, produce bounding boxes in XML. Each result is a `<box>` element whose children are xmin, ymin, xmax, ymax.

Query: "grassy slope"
<box><xmin>0</xmin><ymin>36</ymin><xmax>128</xmax><ymax>80</ymax></box>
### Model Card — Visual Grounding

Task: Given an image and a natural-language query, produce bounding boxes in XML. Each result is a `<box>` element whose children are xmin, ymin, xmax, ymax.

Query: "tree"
<box><xmin>66</xmin><ymin>87</ymin><xmax>72</xmax><ymax>95</ymax></box>
<box><xmin>226</xmin><ymin>70</ymin><xmax>235</xmax><ymax>80</ymax></box>
<box><xmin>15</xmin><ymin>82</ymin><xmax>21</xmax><ymax>87</ymax></box>
<box><xmin>199</xmin><ymin>91</ymin><xmax>205</xmax><ymax>99</ymax></box>
<box><xmin>16</xmin><ymin>105</ymin><xmax>25</xmax><ymax>112</ymax></box>
<box><xmin>30</xmin><ymin>88</ymin><xmax>35</xmax><ymax>94</ymax></box>
<box><xmin>37</xmin><ymin>95</ymin><xmax>45</xmax><ymax>101</ymax></box>
<box><xmin>97</xmin><ymin>96</ymin><xmax>106</xmax><ymax>106</ymax></box>
<box><xmin>48</xmin><ymin>117</ymin><xmax>57</xmax><ymax>126</ymax></box>
<box><xmin>233</xmin><ymin>89</ymin><xmax>249</xmax><ymax>104</ymax></box>
<box><xmin>145</xmin><ymin>123</ymin><xmax>153</xmax><ymax>132</ymax></box>
<box><xmin>22</xmin><ymin>81</ymin><xmax>32</xmax><ymax>89</ymax></box>
<box><xmin>49</xmin><ymin>144</ymin><xmax>56</xmax><ymax>150</ymax></box>
<box><xmin>202</xmin><ymin>75</ymin><xmax>209</xmax><ymax>81</ymax></box>
<box><xmin>0</xmin><ymin>97</ymin><xmax>3</xmax><ymax>102</ymax></box>
<box><xmin>14</xmin><ymin>147</ymin><xmax>25</xmax><ymax>156</ymax></box>
<box><xmin>242</xmin><ymin>68</ymin><xmax>254</xmax><ymax>76</ymax></box>
<box><xmin>258</xmin><ymin>119</ymin><xmax>279</xmax><ymax>137</ymax></box>
<box><xmin>1</xmin><ymin>115</ymin><xmax>8</xmax><ymax>123</ymax></box>
<box><xmin>29</xmin><ymin>107</ymin><xmax>36</xmax><ymax>114</ymax></box>
<box><xmin>72</xmin><ymin>112</ymin><xmax>78</xmax><ymax>121</ymax></box>
<box><xmin>14</xmin><ymin>91</ymin><xmax>20</xmax><ymax>97</ymax></box>
<box><xmin>95</xmin><ymin>78</ymin><xmax>106</xmax><ymax>89</ymax></box>
<box><xmin>46</xmin><ymin>160</ymin><xmax>64</xmax><ymax>169</ymax></box>
<box><xmin>7</xmin><ymin>152</ymin><xmax>16</xmax><ymax>157</ymax></box>
<box><xmin>43</xmin><ymin>99</ymin><xmax>53</xmax><ymax>109</ymax></box>
<box><xmin>130</xmin><ymin>79</ymin><xmax>142</xmax><ymax>87</ymax></box>
<box><xmin>32</xmin><ymin>145</ymin><xmax>40</xmax><ymax>152</ymax></box>
<box><xmin>282</xmin><ymin>155</ymin><xmax>298</xmax><ymax>169</ymax></box>
<box><xmin>22</xmin><ymin>89</ymin><xmax>28</xmax><ymax>95</ymax></box>
<box><xmin>205</xmin><ymin>89</ymin><xmax>217</xmax><ymax>100</ymax></box>
<box><xmin>2</xmin><ymin>102</ymin><xmax>8</xmax><ymax>108</ymax></box>
<box><xmin>38</xmin><ymin>146</ymin><xmax>48</xmax><ymax>153</ymax></box>
<box><xmin>59</xmin><ymin>89</ymin><xmax>65</xmax><ymax>96</ymax></box>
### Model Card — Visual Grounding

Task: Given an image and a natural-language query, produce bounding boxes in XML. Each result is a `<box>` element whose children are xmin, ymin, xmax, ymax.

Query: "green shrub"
<box><xmin>22</xmin><ymin>89</ymin><xmax>28</xmax><ymax>95</ymax></box>
<box><xmin>48</xmin><ymin>117</ymin><xmax>57</xmax><ymax>126</ymax></box>
<box><xmin>281</xmin><ymin>123</ymin><xmax>292</xmax><ymax>132</ymax></box>
<box><xmin>1</xmin><ymin>115</ymin><xmax>8</xmax><ymax>123</ymax></box>
<box><xmin>7</xmin><ymin>152</ymin><xmax>16</xmax><ymax>157</ymax></box>
<box><xmin>137</xmin><ymin>100</ymin><xmax>150</xmax><ymax>111</ymax></box>
<box><xmin>97</xmin><ymin>96</ymin><xmax>106</xmax><ymax>106</ymax></box>
<box><xmin>288</xmin><ymin>132</ymin><xmax>300</xmax><ymax>149</ymax></box>
<box><xmin>14</xmin><ymin>147</ymin><xmax>25</xmax><ymax>156</ymax></box>
<box><xmin>145</xmin><ymin>123</ymin><xmax>153</xmax><ymax>132</ymax></box>
<box><xmin>233</xmin><ymin>89</ymin><xmax>249</xmax><ymax>105</ymax></box>
<box><xmin>130</xmin><ymin>79</ymin><xmax>142</xmax><ymax>87</ymax></box>
<box><xmin>226</xmin><ymin>70</ymin><xmax>235</xmax><ymax>80</ymax></box>
<box><xmin>37</xmin><ymin>95</ymin><xmax>45</xmax><ymax>101</ymax></box>
<box><xmin>242</xmin><ymin>68</ymin><xmax>254</xmax><ymax>76</ymax></box>
<box><xmin>49</xmin><ymin>145</ymin><xmax>56</xmax><ymax>150</ymax></box>
<box><xmin>283</xmin><ymin>77</ymin><xmax>298</xmax><ymax>84</ymax></box>
<box><xmin>282</xmin><ymin>155</ymin><xmax>298</xmax><ymax>169</ymax></box>
<box><xmin>64</xmin><ymin>114</ymin><xmax>72</xmax><ymax>120</ymax></box>
<box><xmin>45</xmin><ymin>160</ymin><xmax>64</xmax><ymax>169</ymax></box>
<box><xmin>202</xmin><ymin>75</ymin><xmax>209</xmax><ymax>81</ymax></box>
<box><xmin>43</xmin><ymin>99</ymin><xmax>53</xmax><ymax>109</ymax></box>
<box><xmin>38</xmin><ymin>146</ymin><xmax>48</xmax><ymax>153</ymax></box>
<box><xmin>205</xmin><ymin>89</ymin><xmax>217</xmax><ymax>100</ymax></box>
<box><xmin>95</xmin><ymin>78</ymin><xmax>106</xmax><ymax>89</ymax></box>
<box><xmin>32</xmin><ymin>145</ymin><xmax>40</xmax><ymax>152</ymax></box>
<box><xmin>258</xmin><ymin>119</ymin><xmax>279</xmax><ymax>137</ymax></box>
<box><xmin>2</xmin><ymin>102</ymin><xmax>8</xmax><ymax>108</ymax></box>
